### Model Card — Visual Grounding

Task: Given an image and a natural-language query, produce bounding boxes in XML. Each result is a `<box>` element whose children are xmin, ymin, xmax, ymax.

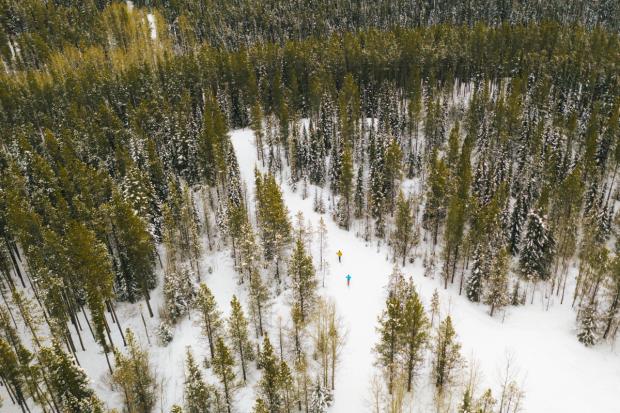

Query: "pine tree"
<box><xmin>65</xmin><ymin>222</ymin><xmax>115</xmax><ymax>355</ymax></box>
<box><xmin>108</xmin><ymin>193</ymin><xmax>157</xmax><ymax>314</ymax></box>
<box><xmin>39</xmin><ymin>342</ymin><xmax>104</xmax><ymax>413</ymax></box>
<box><xmin>484</xmin><ymin>249</ymin><xmax>510</xmax><ymax>317</ymax></box>
<box><xmin>0</xmin><ymin>337</ymin><xmax>29</xmax><ymax>411</ymax></box>
<box><xmin>392</xmin><ymin>191</ymin><xmax>416</xmax><ymax>266</ymax></box>
<box><xmin>184</xmin><ymin>349</ymin><xmax>214</xmax><ymax>413</ymax></box>
<box><xmin>238</xmin><ymin>220</ymin><xmax>259</xmax><ymax>283</ymax></box>
<box><xmin>279</xmin><ymin>360</ymin><xmax>295</xmax><ymax>412</ymax></box>
<box><xmin>336</xmin><ymin>145</ymin><xmax>354</xmax><ymax>229</ymax></box>
<box><xmin>228</xmin><ymin>295</ymin><xmax>254</xmax><ymax>383</ymax></box>
<box><xmin>252</xmin><ymin>398</ymin><xmax>269</xmax><ymax>413</ymax></box>
<box><xmin>249</xmin><ymin>269</ymin><xmax>270</xmax><ymax>337</ymax></box>
<box><xmin>432</xmin><ymin>316</ymin><xmax>463</xmax><ymax>396</ymax></box>
<box><xmin>257</xmin><ymin>336</ymin><xmax>282</xmax><ymax>412</ymax></box>
<box><xmin>375</xmin><ymin>293</ymin><xmax>403</xmax><ymax>394</ymax></box>
<box><xmin>255</xmin><ymin>170</ymin><xmax>291</xmax><ymax>263</ymax></box>
<box><xmin>112</xmin><ymin>330</ymin><xmax>157</xmax><ymax>413</ymax></box>
<box><xmin>289</xmin><ymin>238</ymin><xmax>318</xmax><ymax>323</ymax></box>
<box><xmin>423</xmin><ymin>150</ymin><xmax>448</xmax><ymax>246</ymax></box>
<box><xmin>196</xmin><ymin>283</ymin><xmax>223</xmax><ymax>360</ymax></box>
<box><xmin>212</xmin><ymin>337</ymin><xmax>236</xmax><ymax>413</ymax></box>
<box><xmin>401</xmin><ymin>281</ymin><xmax>429</xmax><ymax>392</ymax></box>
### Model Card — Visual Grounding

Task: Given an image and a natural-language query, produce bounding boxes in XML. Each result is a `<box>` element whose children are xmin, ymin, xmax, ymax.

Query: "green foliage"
<box><xmin>112</xmin><ymin>330</ymin><xmax>157</xmax><ymax>413</ymax></box>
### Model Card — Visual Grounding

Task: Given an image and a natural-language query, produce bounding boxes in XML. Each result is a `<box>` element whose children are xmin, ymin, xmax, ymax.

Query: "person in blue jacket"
<box><xmin>346</xmin><ymin>274</ymin><xmax>351</xmax><ymax>286</ymax></box>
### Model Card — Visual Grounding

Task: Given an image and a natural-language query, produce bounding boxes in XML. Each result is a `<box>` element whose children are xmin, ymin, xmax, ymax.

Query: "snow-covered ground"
<box><xmin>3</xmin><ymin>128</ymin><xmax>620</xmax><ymax>413</ymax></box>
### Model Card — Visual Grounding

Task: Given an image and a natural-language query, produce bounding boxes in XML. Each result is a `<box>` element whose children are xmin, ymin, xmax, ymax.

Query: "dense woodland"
<box><xmin>0</xmin><ymin>1</ymin><xmax>619</xmax><ymax>412</ymax></box>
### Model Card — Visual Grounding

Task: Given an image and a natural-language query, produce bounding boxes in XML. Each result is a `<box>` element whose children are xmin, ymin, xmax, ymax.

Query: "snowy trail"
<box><xmin>231</xmin><ymin>129</ymin><xmax>388</xmax><ymax>411</ymax></box>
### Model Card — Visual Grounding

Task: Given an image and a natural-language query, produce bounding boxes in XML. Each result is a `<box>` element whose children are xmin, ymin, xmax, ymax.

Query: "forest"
<box><xmin>0</xmin><ymin>1</ymin><xmax>619</xmax><ymax>412</ymax></box>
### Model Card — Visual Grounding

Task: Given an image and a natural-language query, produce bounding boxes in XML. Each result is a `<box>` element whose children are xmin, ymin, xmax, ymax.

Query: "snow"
<box><xmin>3</xmin><ymin>127</ymin><xmax>620</xmax><ymax>413</ymax></box>
<box><xmin>147</xmin><ymin>14</ymin><xmax>157</xmax><ymax>40</ymax></box>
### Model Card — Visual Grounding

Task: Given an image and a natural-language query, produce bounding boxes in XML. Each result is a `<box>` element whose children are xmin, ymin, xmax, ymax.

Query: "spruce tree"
<box><xmin>519</xmin><ymin>212</ymin><xmax>554</xmax><ymax>283</ymax></box>
<box><xmin>577</xmin><ymin>302</ymin><xmax>599</xmax><ymax>346</ymax></box>
<box><xmin>163</xmin><ymin>263</ymin><xmax>196</xmax><ymax>323</ymax></box>
<box><xmin>309</xmin><ymin>378</ymin><xmax>331</xmax><ymax>413</ymax></box>
<box><xmin>466</xmin><ymin>245</ymin><xmax>486</xmax><ymax>303</ymax></box>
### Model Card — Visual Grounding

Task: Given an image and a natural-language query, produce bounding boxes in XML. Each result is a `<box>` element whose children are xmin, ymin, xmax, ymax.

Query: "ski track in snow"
<box><xmin>3</xmin><ymin>128</ymin><xmax>620</xmax><ymax>413</ymax></box>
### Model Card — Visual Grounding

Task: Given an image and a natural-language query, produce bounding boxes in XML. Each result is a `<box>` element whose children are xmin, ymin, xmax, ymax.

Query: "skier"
<box><xmin>346</xmin><ymin>274</ymin><xmax>351</xmax><ymax>287</ymax></box>
<box><xmin>337</xmin><ymin>250</ymin><xmax>343</xmax><ymax>263</ymax></box>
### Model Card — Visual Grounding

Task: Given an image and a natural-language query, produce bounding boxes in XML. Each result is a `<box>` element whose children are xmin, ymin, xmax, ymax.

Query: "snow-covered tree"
<box><xmin>39</xmin><ymin>342</ymin><xmax>104</xmax><ymax>413</ymax></box>
<box><xmin>184</xmin><ymin>348</ymin><xmax>215</xmax><ymax>413</ymax></box>
<box><xmin>577</xmin><ymin>301</ymin><xmax>599</xmax><ymax>346</ymax></box>
<box><xmin>308</xmin><ymin>379</ymin><xmax>332</xmax><ymax>413</ymax></box>
<box><xmin>519</xmin><ymin>212</ymin><xmax>554</xmax><ymax>283</ymax></box>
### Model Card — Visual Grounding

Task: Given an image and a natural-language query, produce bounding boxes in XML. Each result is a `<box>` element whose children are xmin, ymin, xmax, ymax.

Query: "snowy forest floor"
<box><xmin>4</xmin><ymin>128</ymin><xmax>620</xmax><ymax>413</ymax></box>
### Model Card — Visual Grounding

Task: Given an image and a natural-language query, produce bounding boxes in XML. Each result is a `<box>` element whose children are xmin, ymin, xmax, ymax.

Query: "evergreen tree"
<box><xmin>252</xmin><ymin>398</ymin><xmax>269</xmax><ymax>413</ymax></box>
<box><xmin>163</xmin><ymin>263</ymin><xmax>196</xmax><ymax>323</ymax></box>
<box><xmin>195</xmin><ymin>283</ymin><xmax>223</xmax><ymax>360</ymax></box>
<box><xmin>227</xmin><ymin>295</ymin><xmax>254</xmax><ymax>383</ymax></box>
<box><xmin>112</xmin><ymin>330</ymin><xmax>157</xmax><ymax>413</ymax></box>
<box><xmin>432</xmin><ymin>316</ymin><xmax>463</xmax><ymax>396</ymax></box>
<box><xmin>353</xmin><ymin>165</ymin><xmax>365</xmax><ymax>220</ymax></box>
<box><xmin>577</xmin><ymin>302</ymin><xmax>599</xmax><ymax>346</ymax></box>
<box><xmin>212</xmin><ymin>337</ymin><xmax>236</xmax><ymax>413</ymax></box>
<box><xmin>466</xmin><ymin>245</ymin><xmax>487</xmax><ymax>303</ymax></box>
<box><xmin>39</xmin><ymin>342</ymin><xmax>104</xmax><ymax>413</ymax></box>
<box><xmin>509</xmin><ymin>192</ymin><xmax>529</xmax><ymax>255</ymax></box>
<box><xmin>255</xmin><ymin>170</ymin><xmax>291</xmax><ymax>263</ymax></box>
<box><xmin>308</xmin><ymin>379</ymin><xmax>331</xmax><ymax>413</ymax></box>
<box><xmin>484</xmin><ymin>249</ymin><xmax>510</xmax><ymax>316</ymax></box>
<box><xmin>423</xmin><ymin>151</ymin><xmax>448</xmax><ymax>246</ymax></box>
<box><xmin>401</xmin><ymin>281</ymin><xmax>429</xmax><ymax>392</ymax></box>
<box><xmin>289</xmin><ymin>238</ymin><xmax>318</xmax><ymax>323</ymax></box>
<box><xmin>249</xmin><ymin>269</ymin><xmax>271</xmax><ymax>337</ymax></box>
<box><xmin>519</xmin><ymin>212</ymin><xmax>554</xmax><ymax>283</ymax></box>
<box><xmin>392</xmin><ymin>191</ymin><xmax>416</xmax><ymax>266</ymax></box>
<box><xmin>374</xmin><ymin>293</ymin><xmax>403</xmax><ymax>394</ymax></box>
<box><xmin>65</xmin><ymin>222</ymin><xmax>115</xmax><ymax>355</ymax></box>
<box><xmin>257</xmin><ymin>336</ymin><xmax>282</xmax><ymax>412</ymax></box>
<box><xmin>183</xmin><ymin>349</ymin><xmax>214</xmax><ymax>413</ymax></box>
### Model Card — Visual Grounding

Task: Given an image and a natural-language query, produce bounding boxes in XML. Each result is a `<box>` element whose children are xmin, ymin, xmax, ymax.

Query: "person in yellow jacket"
<box><xmin>337</xmin><ymin>250</ymin><xmax>343</xmax><ymax>263</ymax></box>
